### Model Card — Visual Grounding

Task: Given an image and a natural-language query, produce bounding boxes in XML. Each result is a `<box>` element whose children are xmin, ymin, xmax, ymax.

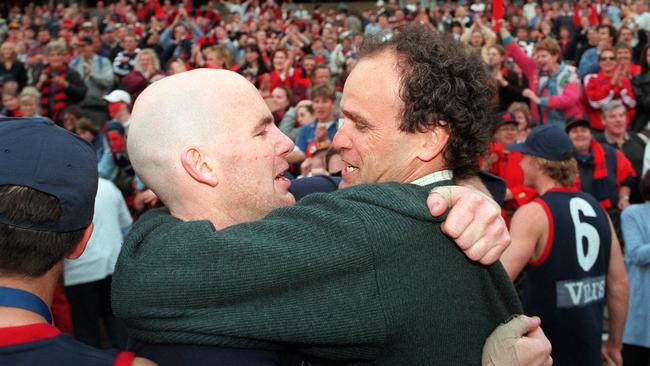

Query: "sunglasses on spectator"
<box><xmin>599</xmin><ymin>56</ymin><xmax>615</xmax><ymax>61</ymax></box>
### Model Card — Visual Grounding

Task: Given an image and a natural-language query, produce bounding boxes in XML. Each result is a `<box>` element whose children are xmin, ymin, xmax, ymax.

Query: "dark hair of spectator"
<box><xmin>534</xmin><ymin>38</ymin><xmax>561</xmax><ymax>56</ymax></box>
<box><xmin>274</xmin><ymin>85</ymin><xmax>294</xmax><ymax>107</ymax></box>
<box><xmin>62</xmin><ymin>104</ymin><xmax>84</xmax><ymax>119</ymax></box>
<box><xmin>489</xmin><ymin>44</ymin><xmax>506</xmax><ymax>56</ymax></box>
<box><xmin>0</xmin><ymin>185</ymin><xmax>85</xmax><ymax>277</ymax></box>
<box><xmin>641</xmin><ymin>170</ymin><xmax>650</xmax><ymax>201</ymax></box>
<box><xmin>614</xmin><ymin>42</ymin><xmax>632</xmax><ymax>52</ymax></box>
<box><xmin>597</xmin><ymin>24</ymin><xmax>617</xmax><ymax>42</ymax></box>
<box><xmin>359</xmin><ymin>24</ymin><xmax>495</xmax><ymax>180</ymax></box>
<box><xmin>311</xmin><ymin>83</ymin><xmax>336</xmax><ymax>102</ymax></box>
<box><xmin>75</xmin><ymin>117</ymin><xmax>99</xmax><ymax>137</ymax></box>
<box><xmin>641</xmin><ymin>45</ymin><xmax>650</xmax><ymax>74</ymax></box>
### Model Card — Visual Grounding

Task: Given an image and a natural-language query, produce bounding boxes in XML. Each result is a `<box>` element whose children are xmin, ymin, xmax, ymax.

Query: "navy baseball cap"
<box><xmin>496</xmin><ymin>112</ymin><xmax>518</xmax><ymax>128</ymax></box>
<box><xmin>507</xmin><ymin>125</ymin><xmax>574</xmax><ymax>161</ymax></box>
<box><xmin>565</xmin><ymin>113</ymin><xmax>591</xmax><ymax>132</ymax></box>
<box><xmin>0</xmin><ymin>118</ymin><xmax>98</xmax><ymax>232</ymax></box>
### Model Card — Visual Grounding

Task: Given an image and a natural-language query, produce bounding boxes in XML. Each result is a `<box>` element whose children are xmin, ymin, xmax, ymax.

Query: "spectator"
<box><xmin>620</xmin><ymin>170</ymin><xmax>650</xmax><ymax>366</ymax></box>
<box><xmin>486</xmin><ymin>44</ymin><xmax>529</xmax><ymax>112</ymax></box>
<box><xmin>1</xmin><ymin>89</ymin><xmax>21</xmax><ymax>117</ymax></box>
<box><xmin>460</xmin><ymin>16</ymin><xmax>496</xmax><ymax>63</ymax></box>
<box><xmin>36</xmin><ymin>41</ymin><xmax>86</xmax><ymax>123</ymax></box>
<box><xmin>295</xmin><ymin>83</ymin><xmax>337</xmax><ymax>156</ymax></box>
<box><xmin>120</xmin><ymin>48</ymin><xmax>164</xmax><ymax>103</ymax></box>
<box><xmin>18</xmin><ymin>86</ymin><xmax>41</xmax><ymax>117</ymax></box>
<box><xmin>259</xmin><ymin>48</ymin><xmax>308</xmax><ymax>97</ymax></box>
<box><xmin>279</xmin><ymin>100</ymin><xmax>314</xmax><ymax>142</ymax></box>
<box><xmin>566</xmin><ymin>113</ymin><xmax>637</xmax><ymax>211</ymax></box>
<box><xmin>632</xmin><ymin>45</ymin><xmax>650</xmax><ymax>133</ymax></box>
<box><xmin>103</xmin><ymin>89</ymin><xmax>132</xmax><ymax>131</ymax></box>
<box><xmin>270</xmin><ymin>85</ymin><xmax>293</xmax><ymax>125</ymax></box>
<box><xmin>502</xmin><ymin>27</ymin><xmax>582</xmax><ymax>128</ymax></box>
<box><xmin>616</xmin><ymin>42</ymin><xmax>641</xmax><ymax>77</ymax></box>
<box><xmin>507</xmin><ymin>101</ymin><xmax>535</xmax><ymax>143</ymax></box>
<box><xmin>64</xmin><ymin>177</ymin><xmax>132</xmax><ymax>349</ymax></box>
<box><xmin>484</xmin><ymin>112</ymin><xmax>537</xmax><ymax>222</ymax></box>
<box><xmin>579</xmin><ymin>24</ymin><xmax>617</xmax><ymax>77</ymax></box>
<box><xmin>0</xmin><ymin>41</ymin><xmax>27</xmax><ymax>91</ymax></box>
<box><xmin>69</xmin><ymin>36</ymin><xmax>114</xmax><ymax>126</ymax></box>
<box><xmin>113</xmin><ymin>34</ymin><xmax>141</xmax><ymax>80</ymax></box>
<box><xmin>60</xmin><ymin>104</ymin><xmax>84</xmax><ymax>132</ymax></box>
<box><xmin>236</xmin><ymin>44</ymin><xmax>269</xmax><ymax>85</ymax></box>
<box><xmin>75</xmin><ymin>117</ymin><xmax>116</xmax><ymax>180</ymax></box>
<box><xmin>595</xmin><ymin>100</ymin><xmax>648</xmax><ymax>180</ymax></box>
<box><xmin>584</xmin><ymin>47</ymin><xmax>636</xmax><ymax>131</ymax></box>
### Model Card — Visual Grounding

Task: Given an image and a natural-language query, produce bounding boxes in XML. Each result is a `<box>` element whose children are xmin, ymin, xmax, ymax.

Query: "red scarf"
<box><xmin>40</xmin><ymin>65</ymin><xmax>68</xmax><ymax>122</ymax></box>
<box><xmin>575</xmin><ymin>140</ymin><xmax>611</xmax><ymax>208</ymax></box>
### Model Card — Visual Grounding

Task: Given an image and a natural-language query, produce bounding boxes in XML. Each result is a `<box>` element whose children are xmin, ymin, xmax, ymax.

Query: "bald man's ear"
<box><xmin>417</xmin><ymin>123</ymin><xmax>450</xmax><ymax>162</ymax></box>
<box><xmin>181</xmin><ymin>147</ymin><xmax>219</xmax><ymax>187</ymax></box>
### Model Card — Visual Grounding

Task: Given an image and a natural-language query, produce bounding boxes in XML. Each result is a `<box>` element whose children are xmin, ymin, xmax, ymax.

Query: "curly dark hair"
<box><xmin>359</xmin><ymin>24</ymin><xmax>495</xmax><ymax>180</ymax></box>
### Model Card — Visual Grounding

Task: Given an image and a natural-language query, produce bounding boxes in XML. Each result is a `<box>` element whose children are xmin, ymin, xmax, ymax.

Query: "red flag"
<box><xmin>493</xmin><ymin>0</ymin><xmax>505</xmax><ymax>31</ymax></box>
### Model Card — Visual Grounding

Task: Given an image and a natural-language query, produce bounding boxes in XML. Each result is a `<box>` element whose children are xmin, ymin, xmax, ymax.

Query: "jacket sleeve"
<box><xmin>586</xmin><ymin>74</ymin><xmax>616</xmax><ymax>109</ymax></box>
<box><xmin>504</xmin><ymin>36</ymin><xmax>537</xmax><ymax>85</ymax></box>
<box><xmin>621</xmin><ymin>207</ymin><xmax>650</xmax><ymax>265</ymax></box>
<box><xmin>615</xmin><ymin>149</ymin><xmax>637</xmax><ymax>188</ymax></box>
<box><xmin>620</xmin><ymin>77</ymin><xmax>636</xmax><ymax>109</ymax></box>
<box><xmin>65</xmin><ymin>68</ymin><xmax>87</xmax><ymax>103</ymax></box>
<box><xmin>632</xmin><ymin>76</ymin><xmax>650</xmax><ymax>112</ymax></box>
<box><xmin>90</xmin><ymin>57</ymin><xmax>115</xmax><ymax>89</ymax></box>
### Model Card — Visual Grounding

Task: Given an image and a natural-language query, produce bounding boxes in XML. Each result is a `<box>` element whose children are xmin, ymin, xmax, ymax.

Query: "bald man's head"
<box><xmin>127</xmin><ymin>69</ymin><xmax>295</xmax><ymax>226</ymax></box>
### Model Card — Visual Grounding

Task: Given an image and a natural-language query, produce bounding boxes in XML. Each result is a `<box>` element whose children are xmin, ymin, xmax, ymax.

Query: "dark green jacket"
<box><xmin>112</xmin><ymin>182</ymin><xmax>522</xmax><ymax>365</ymax></box>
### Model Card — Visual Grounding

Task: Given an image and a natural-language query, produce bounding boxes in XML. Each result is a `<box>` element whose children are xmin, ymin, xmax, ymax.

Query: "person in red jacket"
<box><xmin>484</xmin><ymin>112</ymin><xmax>537</xmax><ymax>224</ymax></box>
<box><xmin>584</xmin><ymin>47</ymin><xmax>636</xmax><ymax>130</ymax></box>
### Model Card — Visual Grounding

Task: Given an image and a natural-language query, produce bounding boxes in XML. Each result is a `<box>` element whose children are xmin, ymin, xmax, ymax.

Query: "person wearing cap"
<box><xmin>565</xmin><ymin>113</ymin><xmax>637</xmax><ymax>211</ymax></box>
<box><xmin>36</xmin><ymin>41</ymin><xmax>87</xmax><ymax>123</ymax></box>
<box><xmin>501</xmin><ymin>124</ymin><xmax>629</xmax><ymax>366</ymax></box>
<box><xmin>103</xmin><ymin>89</ymin><xmax>132</xmax><ymax>131</ymax></box>
<box><xmin>113</xmin><ymin>27</ymin><xmax>552</xmax><ymax>366</ymax></box>
<box><xmin>0</xmin><ymin>117</ymin><xmax>155</xmax><ymax>366</ymax></box>
<box><xmin>70</xmin><ymin>36</ymin><xmax>114</xmax><ymax>126</ymax></box>
<box><xmin>484</xmin><ymin>112</ymin><xmax>537</xmax><ymax>223</ymax></box>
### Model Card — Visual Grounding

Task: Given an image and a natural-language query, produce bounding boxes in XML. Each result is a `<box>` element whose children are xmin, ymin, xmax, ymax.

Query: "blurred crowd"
<box><xmin>1</xmin><ymin>0</ymin><xmax>650</xmax><ymax>363</ymax></box>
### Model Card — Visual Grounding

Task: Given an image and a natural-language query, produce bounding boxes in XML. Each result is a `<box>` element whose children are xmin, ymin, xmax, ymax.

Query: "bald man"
<box><xmin>113</xmin><ymin>27</ymin><xmax>551</xmax><ymax>366</ymax></box>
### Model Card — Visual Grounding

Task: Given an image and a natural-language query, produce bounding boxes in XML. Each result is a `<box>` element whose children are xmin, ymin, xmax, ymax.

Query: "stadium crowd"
<box><xmin>1</xmin><ymin>0</ymin><xmax>650</xmax><ymax>365</ymax></box>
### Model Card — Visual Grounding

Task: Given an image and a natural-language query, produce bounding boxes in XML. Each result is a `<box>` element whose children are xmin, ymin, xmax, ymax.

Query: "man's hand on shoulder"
<box><xmin>482</xmin><ymin>315</ymin><xmax>553</xmax><ymax>366</ymax></box>
<box><xmin>428</xmin><ymin>185</ymin><xmax>510</xmax><ymax>265</ymax></box>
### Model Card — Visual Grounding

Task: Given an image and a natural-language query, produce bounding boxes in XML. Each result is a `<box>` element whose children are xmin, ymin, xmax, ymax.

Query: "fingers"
<box><xmin>427</xmin><ymin>190</ymin><xmax>450</xmax><ymax>217</ymax></box>
<box><xmin>443</xmin><ymin>193</ymin><xmax>499</xmax><ymax>246</ymax></box>
<box><xmin>517</xmin><ymin>315</ymin><xmax>541</xmax><ymax>332</ymax></box>
<box><xmin>467</xmin><ymin>222</ymin><xmax>510</xmax><ymax>264</ymax></box>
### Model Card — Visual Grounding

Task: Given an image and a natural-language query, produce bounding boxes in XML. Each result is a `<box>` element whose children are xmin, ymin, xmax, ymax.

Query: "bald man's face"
<box><xmin>211</xmin><ymin>89</ymin><xmax>296</xmax><ymax>220</ymax></box>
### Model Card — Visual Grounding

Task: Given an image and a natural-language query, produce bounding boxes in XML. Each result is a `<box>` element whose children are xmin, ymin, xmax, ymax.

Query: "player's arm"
<box><xmin>602</xmin><ymin>215</ymin><xmax>629</xmax><ymax>366</ymax></box>
<box><xmin>500</xmin><ymin>202</ymin><xmax>546</xmax><ymax>280</ymax></box>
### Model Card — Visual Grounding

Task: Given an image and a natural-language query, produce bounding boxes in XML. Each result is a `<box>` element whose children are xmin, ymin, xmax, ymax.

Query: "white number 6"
<box><xmin>569</xmin><ymin>197</ymin><xmax>600</xmax><ymax>272</ymax></box>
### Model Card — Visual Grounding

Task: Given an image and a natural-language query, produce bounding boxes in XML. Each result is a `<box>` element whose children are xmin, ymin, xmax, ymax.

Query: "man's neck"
<box><xmin>534</xmin><ymin>175</ymin><xmax>561</xmax><ymax>196</ymax></box>
<box><xmin>0</xmin><ymin>270</ymin><xmax>59</xmax><ymax>327</ymax></box>
<box><xmin>604</xmin><ymin>130</ymin><xmax>626</xmax><ymax>145</ymax></box>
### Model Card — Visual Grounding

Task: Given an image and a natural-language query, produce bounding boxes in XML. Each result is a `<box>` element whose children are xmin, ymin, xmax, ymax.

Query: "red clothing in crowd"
<box><xmin>487</xmin><ymin>143</ymin><xmax>537</xmax><ymax>224</ymax></box>
<box><xmin>584</xmin><ymin>72</ymin><xmax>636</xmax><ymax>130</ymax></box>
<box><xmin>262</xmin><ymin>68</ymin><xmax>310</xmax><ymax>93</ymax></box>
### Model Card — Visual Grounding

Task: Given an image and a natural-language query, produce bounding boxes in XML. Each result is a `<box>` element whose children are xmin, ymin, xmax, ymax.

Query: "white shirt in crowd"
<box><xmin>64</xmin><ymin>178</ymin><xmax>133</xmax><ymax>286</ymax></box>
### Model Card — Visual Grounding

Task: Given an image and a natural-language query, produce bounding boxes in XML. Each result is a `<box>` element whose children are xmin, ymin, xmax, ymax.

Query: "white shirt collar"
<box><xmin>409</xmin><ymin>170</ymin><xmax>453</xmax><ymax>187</ymax></box>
